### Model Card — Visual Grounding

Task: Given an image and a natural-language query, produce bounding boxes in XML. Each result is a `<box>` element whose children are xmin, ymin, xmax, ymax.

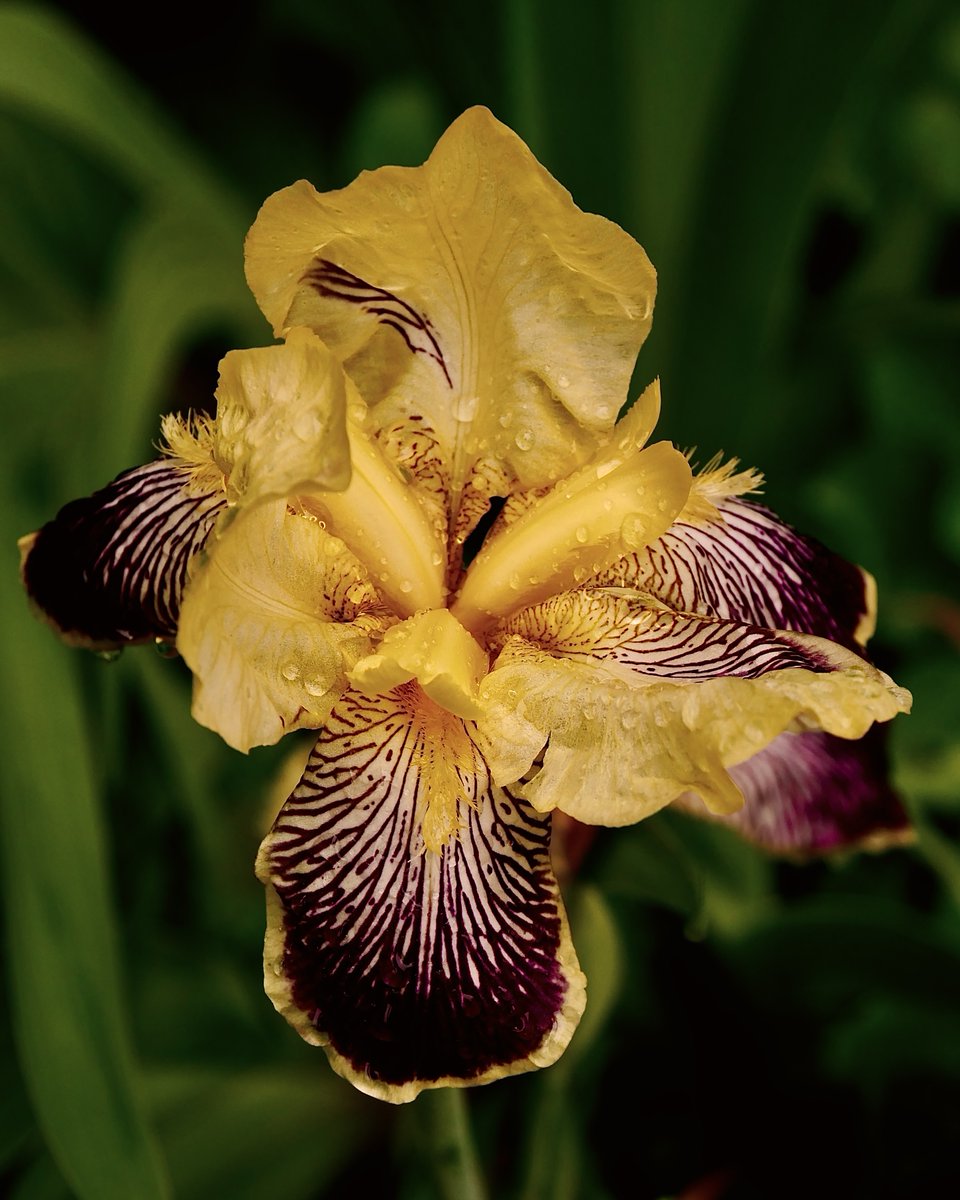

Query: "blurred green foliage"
<box><xmin>0</xmin><ymin>2</ymin><xmax>958</xmax><ymax>1197</ymax></box>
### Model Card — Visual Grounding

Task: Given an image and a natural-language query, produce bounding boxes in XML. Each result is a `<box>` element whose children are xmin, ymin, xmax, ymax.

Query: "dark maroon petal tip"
<box><xmin>259</xmin><ymin>687</ymin><xmax>583</xmax><ymax>1097</ymax></box>
<box><xmin>690</xmin><ymin>727</ymin><xmax>912</xmax><ymax>855</ymax></box>
<box><xmin>21</xmin><ymin>461</ymin><xmax>225</xmax><ymax>649</ymax></box>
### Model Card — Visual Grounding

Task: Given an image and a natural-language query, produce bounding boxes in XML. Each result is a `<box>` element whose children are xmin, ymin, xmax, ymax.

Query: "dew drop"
<box><xmin>657</xmin><ymin>498</ymin><xmax>668</xmax><ymax>512</ymax></box>
<box><xmin>498</xmin><ymin>411</ymin><xmax>513</xmax><ymax>429</ymax></box>
<box><xmin>304</xmin><ymin>678</ymin><xmax>326</xmax><ymax>697</ymax></box>
<box><xmin>557</xmin><ymin>373</ymin><xmax>570</xmax><ymax>389</ymax></box>
<box><xmin>575</xmin><ymin>525</ymin><xmax>589</xmax><ymax>544</ymax></box>
<box><xmin>596</xmin><ymin>403</ymin><xmax>612</xmax><ymax>420</ymax></box>
<box><xmin>95</xmin><ymin>648</ymin><xmax>123</xmax><ymax>663</ymax></box>
<box><xmin>514</xmin><ymin>428</ymin><xmax>535</xmax><ymax>451</ymax></box>
<box><xmin>154</xmin><ymin>639</ymin><xmax>178</xmax><ymax>659</ymax></box>
<box><xmin>399</xmin><ymin>579</ymin><xmax>413</xmax><ymax>594</ymax></box>
<box><xmin>509</xmin><ymin>571</ymin><xmax>522</xmax><ymax>590</ymax></box>
<box><xmin>454</xmin><ymin>393</ymin><xmax>479</xmax><ymax>422</ymax></box>
<box><xmin>280</xmin><ymin>662</ymin><xmax>300</xmax><ymax>682</ymax></box>
<box><xmin>431</xmin><ymin>550</ymin><xmax>444</xmax><ymax>567</ymax></box>
<box><xmin>620</xmin><ymin>512</ymin><xmax>649</xmax><ymax>548</ymax></box>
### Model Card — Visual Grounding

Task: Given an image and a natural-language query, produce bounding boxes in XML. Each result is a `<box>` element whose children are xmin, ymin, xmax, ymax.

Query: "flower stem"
<box><xmin>413</xmin><ymin>1087</ymin><xmax>488</xmax><ymax>1200</ymax></box>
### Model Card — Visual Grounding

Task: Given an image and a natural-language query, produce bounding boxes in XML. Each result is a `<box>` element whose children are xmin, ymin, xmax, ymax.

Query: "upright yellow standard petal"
<box><xmin>245</xmin><ymin>106</ymin><xmax>657</xmax><ymax>522</ymax></box>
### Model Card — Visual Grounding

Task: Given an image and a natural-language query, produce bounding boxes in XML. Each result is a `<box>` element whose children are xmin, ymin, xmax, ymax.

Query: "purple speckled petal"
<box><xmin>679</xmin><ymin>727</ymin><xmax>912</xmax><ymax>854</ymax></box>
<box><xmin>20</xmin><ymin>461</ymin><xmax>225</xmax><ymax>649</ymax></box>
<box><xmin>596</xmin><ymin>498</ymin><xmax>874</xmax><ymax>651</ymax></box>
<box><xmin>256</xmin><ymin>683</ymin><xmax>585</xmax><ymax>1103</ymax></box>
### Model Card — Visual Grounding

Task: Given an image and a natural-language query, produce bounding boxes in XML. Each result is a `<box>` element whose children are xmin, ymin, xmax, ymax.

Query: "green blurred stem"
<box><xmin>414</xmin><ymin>1088</ymin><xmax>487</xmax><ymax>1200</ymax></box>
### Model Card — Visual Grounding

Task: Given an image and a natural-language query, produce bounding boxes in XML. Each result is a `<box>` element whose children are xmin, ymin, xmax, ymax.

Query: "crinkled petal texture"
<box><xmin>245</xmin><ymin>105</ymin><xmax>656</xmax><ymax>528</ymax></box>
<box><xmin>478</xmin><ymin>589</ymin><xmax>910</xmax><ymax>825</ymax></box>
<box><xmin>677</xmin><ymin>727</ymin><xmax>911</xmax><ymax>854</ymax></box>
<box><xmin>177</xmin><ymin>501</ymin><xmax>385</xmax><ymax>752</ymax></box>
<box><xmin>257</xmin><ymin>684</ymin><xmax>586</xmax><ymax>1103</ymax></box>
<box><xmin>213</xmin><ymin>328</ymin><xmax>351</xmax><ymax>507</ymax></box>
<box><xmin>19</xmin><ymin>456</ymin><xmax>226</xmax><ymax>649</ymax></box>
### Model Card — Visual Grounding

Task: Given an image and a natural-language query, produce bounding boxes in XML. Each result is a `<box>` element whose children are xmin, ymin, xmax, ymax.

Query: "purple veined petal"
<box><xmin>256</xmin><ymin>683</ymin><xmax>586</xmax><ymax>1103</ymax></box>
<box><xmin>596</xmin><ymin>497</ymin><xmax>875</xmax><ymax>651</ymax></box>
<box><xmin>678</xmin><ymin>726</ymin><xmax>912</xmax><ymax>855</ymax></box>
<box><xmin>482</xmin><ymin>589</ymin><xmax>908</xmax><ymax>828</ymax></box>
<box><xmin>502</xmin><ymin>589</ymin><xmax>840</xmax><ymax>681</ymax></box>
<box><xmin>20</xmin><ymin>460</ymin><xmax>226</xmax><ymax>649</ymax></box>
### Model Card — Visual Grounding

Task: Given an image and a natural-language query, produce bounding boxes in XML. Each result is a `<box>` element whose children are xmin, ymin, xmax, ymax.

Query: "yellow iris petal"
<box><xmin>245</xmin><ymin>106</ymin><xmax>657</xmax><ymax>518</ymax></box>
<box><xmin>214</xmin><ymin>327</ymin><xmax>351</xmax><ymax>507</ymax></box>
<box><xmin>478</xmin><ymin>595</ymin><xmax>910</xmax><ymax>826</ymax></box>
<box><xmin>348</xmin><ymin>609</ymin><xmax>487</xmax><ymax>721</ymax></box>
<box><xmin>177</xmin><ymin>500</ymin><xmax>382</xmax><ymax>751</ymax></box>
<box><xmin>452</xmin><ymin>385</ymin><xmax>691</xmax><ymax>632</ymax></box>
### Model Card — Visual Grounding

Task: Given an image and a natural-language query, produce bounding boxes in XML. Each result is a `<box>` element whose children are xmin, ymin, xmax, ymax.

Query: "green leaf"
<box><xmin>150</xmin><ymin>1066</ymin><xmax>375</xmax><ymax>1200</ymax></box>
<box><xmin>0</xmin><ymin>498</ymin><xmax>169</xmax><ymax>1198</ymax></box>
<box><xmin>0</xmin><ymin>5</ymin><xmax>239</xmax><ymax>230</ymax></box>
<box><xmin>96</xmin><ymin>204</ymin><xmax>262</xmax><ymax>474</ymax></box>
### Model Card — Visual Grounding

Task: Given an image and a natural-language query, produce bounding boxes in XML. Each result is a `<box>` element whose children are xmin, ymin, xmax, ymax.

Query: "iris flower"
<box><xmin>20</xmin><ymin>108</ymin><xmax>911</xmax><ymax>1103</ymax></box>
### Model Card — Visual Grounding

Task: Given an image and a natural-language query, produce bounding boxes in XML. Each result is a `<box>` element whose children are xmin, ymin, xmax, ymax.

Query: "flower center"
<box><xmin>451</xmin><ymin>440</ymin><xmax>693</xmax><ymax>634</ymax></box>
<box><xmin>348</xmin><ymin>608</ymin><xmax>488</xmax><ymax>720</ymax></box>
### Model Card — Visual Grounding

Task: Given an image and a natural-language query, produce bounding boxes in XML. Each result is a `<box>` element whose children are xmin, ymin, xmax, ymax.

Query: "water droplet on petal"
<box><xmin>280</xmin><ymin>662</ymin><xmax>299</xmax><ymax>682</ymax></box>
<box><xmin>454</xmin><ymin>393</ymin><xmax>479</xmax><ymax>422</ymax></box>
<box><xmin>557</xmin><ymin>373</ymin><xmax>570</xmax><ymax>389</ymax></box>
<box><xmin>304</xmin><ymin>678</ymin><xmax>326</xmax><ymax>697</ymax></box>
<box><xmin>657</xmin><ymin>497</ymin><xmax>668</xmax><ymax>512</ymax></box>
<box><xmin>575</xmin><ymin>525</ymin><xmax>589</xmax><ymax>544</ymax></box>
<box><xmin>596</xmin><ymin>403</ymin><xmax>612</xmax><ymax>420</ymax></box>
<box><xmin>399</xmin><ymin>580</ymin><xmax>413</xmax><ymax>594</ymax></box>
<box><xmin>431</xmin><ymin>551</ymin><xmax>444</xmax><ymax>567</ymax></box>
<box><xmin>514</xmin><ymin>428</ymin><xmax>535</xmax><ymax>451</ymax></box>
<box><xmin>620</xmin><ymin>512</ymin><xmax>649</xmax><ymax>548</ymax></box>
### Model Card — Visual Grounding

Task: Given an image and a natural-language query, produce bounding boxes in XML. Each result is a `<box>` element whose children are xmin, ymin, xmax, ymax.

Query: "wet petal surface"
<box><xmin>257</xmin><ymin>684</ymin><xmax>585</xmax><ymax>1103</ymax></box>
<box><xmin>480</xmin><ymin>589</ymin><xmax>910</xmax><ymax>825</ymax></box>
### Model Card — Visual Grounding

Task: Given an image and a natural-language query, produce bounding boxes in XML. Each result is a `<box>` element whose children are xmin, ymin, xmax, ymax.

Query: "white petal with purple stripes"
<box><xmin>596</xmin><ymin>497</ymin><xmax>876</xmax><ymax>650</ymax></box>
<box><xmin>20</xmin><ymin>459</ymin><xmax>226</xmax><ymax>648</ymax></box>
<box><xmin>257</xmin><ymin>683</ymin><xmax>585</xmax><ymax>1103</ymax></box>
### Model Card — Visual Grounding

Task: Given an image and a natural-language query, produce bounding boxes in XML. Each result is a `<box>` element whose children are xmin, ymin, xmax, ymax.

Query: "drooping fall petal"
<box><xmin>257</xmin><ymin>684</ymin><xmax>585</xmax><ymax>1103</ymax></box>
<box><xmin>677</xmin><ymin>727</ymin><xmax>912</xmax><ymax>854</ymax></box>
<box><xmin>20</xmin><ymin>452</ymin><xmax>225</xmax><ymax>650</ymax></box>
<box><xmin>597</xmin><ymin>493</ymin><xmax>876</xmax><ymax>651</ymax></box>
